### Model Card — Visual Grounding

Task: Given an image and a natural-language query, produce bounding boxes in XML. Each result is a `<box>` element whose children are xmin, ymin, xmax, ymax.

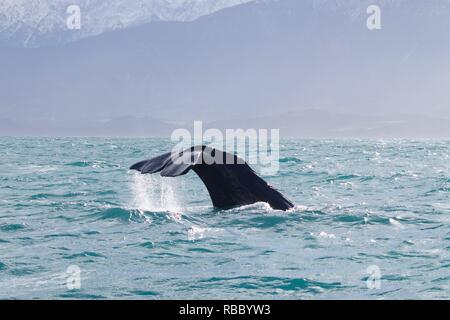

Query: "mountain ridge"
<box><xmin>0</xmin><ymin>0</ymin><xmax>255</xmax><ymax>47</ymax></box>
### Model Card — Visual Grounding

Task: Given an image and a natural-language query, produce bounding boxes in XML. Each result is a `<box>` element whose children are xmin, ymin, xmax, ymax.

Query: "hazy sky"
<box><xmin>1</xmin><ymin>0</ymin><xmax>449</xmax><ymax>137</ymax></box>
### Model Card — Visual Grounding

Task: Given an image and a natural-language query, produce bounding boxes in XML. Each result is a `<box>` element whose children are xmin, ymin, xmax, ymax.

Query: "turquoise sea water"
<box><xmin>0</xmin><ymin>137</ymin><xmax>449</xmax><ymax>299</ymax></box>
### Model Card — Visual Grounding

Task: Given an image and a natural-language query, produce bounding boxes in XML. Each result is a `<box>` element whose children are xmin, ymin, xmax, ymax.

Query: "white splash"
<box><xmin>130</xmin><ymin>173</ymin><xmax>183</xmax><ymax>212</ymax></box>
<box><xmin>293</xmin><ymin>204</ymin><xmax>309</xmax><ymax>212</ymax></box>
<box><xmin>389</xmin><ymin>218</ymin><xmax>403</xmax><ymax>228</ymax></box>
<box><xmin>318</xmin><ymin>231</ymin><xmax>336</xmax><ymax>239</ymax></box>
<box><xmin>187</xmin><ymin>225</ymin><xmax>222</xmax><ymax>241</ymax></box>
<box><xmin>187</xmin><ymin>226</ymin><xmax>207</xmax><ymax>240</ymax></box>
<box><xmin>309</xmin><ymin>231</ymin><xmax>336</xmax><ymax>239</ymax></box>
<box><xmin>161</xmin><ymin>177</ymin><xmax>182</xmax><ymax>212</ymax></box>
<box><xmin>131</xmin><ymin>173</ymin><xmax>159</xmax><ymax>211</ymax></box>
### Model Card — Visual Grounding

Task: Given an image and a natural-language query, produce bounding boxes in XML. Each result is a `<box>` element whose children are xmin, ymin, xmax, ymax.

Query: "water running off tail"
<box><xmin>130</xmin><ymin>173</ymin><xmax>182</xmax><ymax>212</ymax></box>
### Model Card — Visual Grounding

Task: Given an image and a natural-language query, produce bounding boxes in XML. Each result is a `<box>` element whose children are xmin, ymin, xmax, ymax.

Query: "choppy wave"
<box><xmin>0</xmin><ymin>137</ymin><xmax>449</xmax><ymax>299</ymax></box>
<box><xmin>279</xmin><ymin>157</ymin><xmax>303</xmax><ymax>164</ymax></box>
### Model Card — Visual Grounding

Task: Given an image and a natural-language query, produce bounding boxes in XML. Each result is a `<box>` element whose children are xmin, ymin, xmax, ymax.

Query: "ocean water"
<box><xmin>0</xmin><ymin>137</ymin><xmax>449</xmax><ymax>299</ymax></box>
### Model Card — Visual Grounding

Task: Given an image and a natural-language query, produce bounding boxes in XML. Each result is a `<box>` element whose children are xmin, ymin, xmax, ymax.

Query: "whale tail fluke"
<box><xmin>130</xmin><ymin>146</ymin><xmax>294</xmax><ymax>211</ymax></box>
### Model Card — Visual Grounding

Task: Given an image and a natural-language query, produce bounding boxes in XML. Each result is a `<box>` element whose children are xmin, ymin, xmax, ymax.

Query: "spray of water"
<box><xmin>130</xmin><ymin>173</ymin><xmax>183</xmax><ymax>212</ymax></box>
<box><xmin>161</xmin><ymin>177</ymin><xmax>181</xmax><ymax>212</ymax></box>
<box><xmin>130</xmin><ymin>172</ymin><xmax>223</xmax><ymax>240</ymax></box>
<box><xmin>131</xmin><ymin>173</ymin><xmax>158</xmax><ymax>211</ymax></box>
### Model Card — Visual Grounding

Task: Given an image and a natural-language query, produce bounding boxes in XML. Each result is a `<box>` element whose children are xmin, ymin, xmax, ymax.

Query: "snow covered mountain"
<box><xmin>0</xmin><ymin>0</ymin><xmax>255</xmax><ymax>47</ymax></box>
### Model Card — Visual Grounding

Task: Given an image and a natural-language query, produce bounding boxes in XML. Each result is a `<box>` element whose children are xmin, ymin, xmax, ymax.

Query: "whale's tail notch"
<box><xmin>130</xmin><ymin>146</ymin><xmax>294</xmax><ymax>211</ymax></box>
